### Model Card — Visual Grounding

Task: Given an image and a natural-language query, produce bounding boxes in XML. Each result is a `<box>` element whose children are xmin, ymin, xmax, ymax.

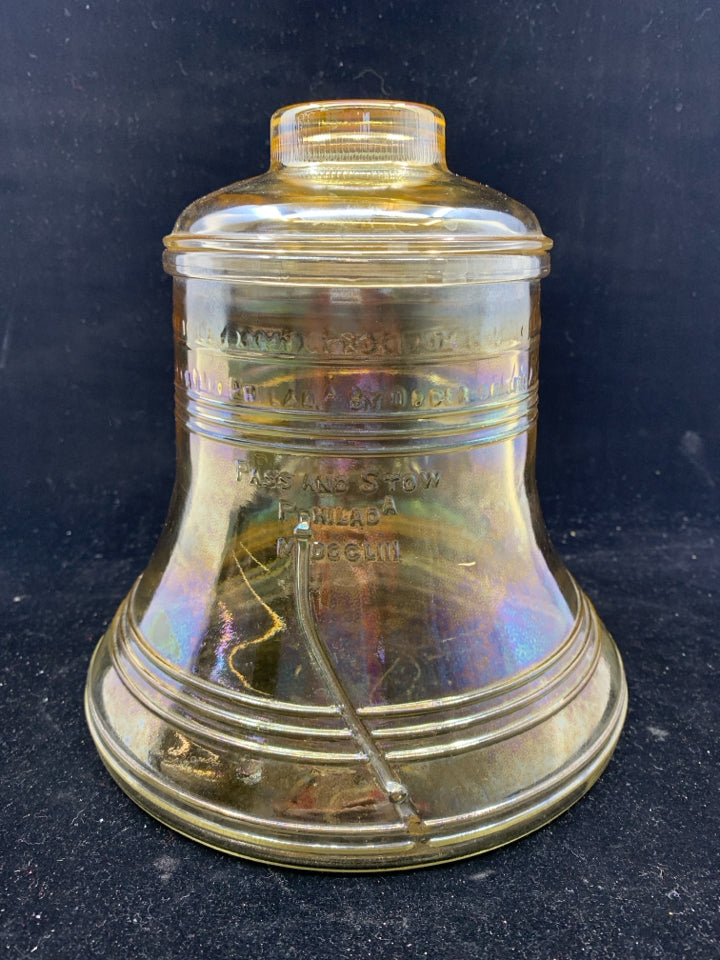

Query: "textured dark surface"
<box><xmin>2</xmin><ymin>1</ymin><xmax>718</xmax><ymax>957</ymax></box>
<box><xmin>2</xmin><ymin>521</ymin><xmax>718</xmax><ymax>958</ymax></box>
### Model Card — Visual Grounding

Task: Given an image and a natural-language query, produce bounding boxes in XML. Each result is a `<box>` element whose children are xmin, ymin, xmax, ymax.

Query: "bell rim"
<box><xmin>85</xmin><ymin>596</ymin><xmax>627</xmax><ymax>871</ymax></box>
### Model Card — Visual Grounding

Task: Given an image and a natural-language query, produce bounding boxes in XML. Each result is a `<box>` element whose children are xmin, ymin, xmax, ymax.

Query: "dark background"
<box><xmin>2</xmin><ymin>1</ymin><xmax>718</xmax><ymax>958</ymax></box>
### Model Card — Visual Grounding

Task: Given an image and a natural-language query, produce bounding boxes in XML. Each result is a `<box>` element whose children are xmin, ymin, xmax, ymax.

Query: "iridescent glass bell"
<box><xmin>85</xmin><ymin>100</ymin><xmax>627</xmax><ymax>870</ymax></box>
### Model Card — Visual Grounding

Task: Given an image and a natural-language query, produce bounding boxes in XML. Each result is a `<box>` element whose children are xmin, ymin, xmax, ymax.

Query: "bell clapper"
<box><xmin>293</xmin><ymin>520</ymin><xmax>422</xmax><ymax>831</ymax></box>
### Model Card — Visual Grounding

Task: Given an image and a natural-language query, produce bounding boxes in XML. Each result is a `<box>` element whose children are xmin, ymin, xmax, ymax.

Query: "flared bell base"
<box><xmin>85</xmin><ymin>578</ymin><xmax>626</xmax><ymax>871</ymax></box>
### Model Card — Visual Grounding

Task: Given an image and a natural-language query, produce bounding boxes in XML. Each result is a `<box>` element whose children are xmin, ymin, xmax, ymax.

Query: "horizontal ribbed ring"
<box><xmin>106</xmin><ymin>581</ymin><xmax>601</xmax><ymax>763</ymax></box>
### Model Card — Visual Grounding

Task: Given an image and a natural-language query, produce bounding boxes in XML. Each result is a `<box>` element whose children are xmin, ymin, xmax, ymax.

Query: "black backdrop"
<box><xmin>2</xmin><ymin>2</ymin><xmax>718</xmax><ymax>958</ymax></box>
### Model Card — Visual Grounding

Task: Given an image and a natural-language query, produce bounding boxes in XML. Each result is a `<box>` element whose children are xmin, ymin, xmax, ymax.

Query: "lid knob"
<box><xmin>270</xmin><ymin>100</ymin><xmax>446</xmax><ymax>167</ymax></box>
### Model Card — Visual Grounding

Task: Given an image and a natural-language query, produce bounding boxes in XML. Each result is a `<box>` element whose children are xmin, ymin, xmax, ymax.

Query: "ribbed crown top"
<box><xmin>270</xmin><ymin>101</ymin><xmax>446</xmax><ymax>167</ymax></box>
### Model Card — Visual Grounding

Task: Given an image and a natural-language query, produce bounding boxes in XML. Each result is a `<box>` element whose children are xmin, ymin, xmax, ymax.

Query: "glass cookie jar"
<box><xmin>85</xmin><ymin>100</ymin><xmax>627</xmax><ymax>870</ymax></box>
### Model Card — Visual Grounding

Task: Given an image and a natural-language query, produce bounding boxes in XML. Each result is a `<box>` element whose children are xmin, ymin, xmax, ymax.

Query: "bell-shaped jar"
<box><xmin>85</xmin><ymin>101</ymin><xmax>627</xmax><ymax>870</ymax></box>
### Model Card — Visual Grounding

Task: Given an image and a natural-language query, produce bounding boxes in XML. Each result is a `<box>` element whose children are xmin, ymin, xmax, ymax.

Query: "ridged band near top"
<box><xmin>270</xmin><ymin>101</ymin><xmax>447</xmax><ymax>167</ymax></box>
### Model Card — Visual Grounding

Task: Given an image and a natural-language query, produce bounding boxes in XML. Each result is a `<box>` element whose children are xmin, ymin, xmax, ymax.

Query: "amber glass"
<box><xmin>85</xmin><ymin>101</ymin><xmax>627</xmax><ymax>870</ymax></box>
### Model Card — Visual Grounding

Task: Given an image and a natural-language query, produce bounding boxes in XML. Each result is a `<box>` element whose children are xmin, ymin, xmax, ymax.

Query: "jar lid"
<box><xmin>164</xmin><ymin>101</ymin><xmax>552</xmax><ymax>285</ymax></box>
